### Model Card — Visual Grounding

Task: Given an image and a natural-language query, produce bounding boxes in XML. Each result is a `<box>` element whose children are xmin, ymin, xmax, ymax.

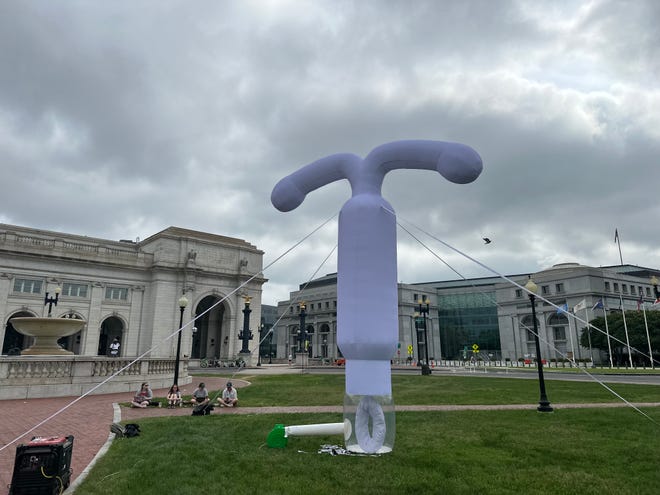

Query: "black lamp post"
<box><xmin>44</xmin><ymin>287</ymin><xmax>62</xmax><ymax>317</ymax></box>
<box><xmin>257</xmin><ymin>324</ymin><xmax>264</xmax><ymax>366</ymax></box>
<box><xmin>298</xmin><ymin>302</ymin><xmax>307</xmax><ymax>354</ymax></box>
<box><xmin>239</xmin><ymin>295</ymin><xmax>253</xmax><ymax>354</ymax></box>
<box><xmin>173</xmin><ymin>294</ymin><xmax>188</xmax><ymax>386</ymax></box>
<box><xmin>525</xmin><ymin>277</ymin><xmax>553</xmax><ymax>412</ymax></box>
<box><xmin>268</xmin><ymin>326</ymin><xmax>273</xmax><ymax>364</ymax></box>
<box><xmin>416</xmin><ymin>296</ymin><xmax>431</xmax><ymax>375</ymax></box>
<box><xmin>652</xmin><ymin>276</ymin><xmax>659</xmax><ymax>301</ymax></box>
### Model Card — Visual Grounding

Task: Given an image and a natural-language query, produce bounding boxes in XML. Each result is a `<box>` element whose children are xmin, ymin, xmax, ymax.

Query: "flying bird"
<box><xmin>482</xmin><ymin>237</ymin><xmax>491</xmax><ymax>244</ymax></box>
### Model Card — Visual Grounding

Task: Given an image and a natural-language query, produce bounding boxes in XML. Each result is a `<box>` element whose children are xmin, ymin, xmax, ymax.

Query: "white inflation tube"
<box><xmin>285</xmin><ymin>422</ymin><xmax>346</xmax><ymax>437</ymax></box>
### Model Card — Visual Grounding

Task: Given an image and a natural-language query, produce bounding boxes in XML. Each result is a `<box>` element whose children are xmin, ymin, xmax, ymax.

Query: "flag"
<box><xmin>592</xmin><ymin>299</ymin><xmax>604</xmax><ymax>310</ymax></box>
<box><xmin>654</xmin><ymin>298</ymin><xmax>660</xmax><ymax>306</ymax></box>
<box><xmin>573</xmin><ymin>299</ymin><xmax>587</xmax><ymax>312</ymax></box>
<box><xmin>614</xmin><ymin>228</ymin><xmax>619</xmax><ymax>243</ymax></box>
<box><xmin>556</xmin><ymin>303</ymin><xmax>568</xmax><ymax>315</ymax></box>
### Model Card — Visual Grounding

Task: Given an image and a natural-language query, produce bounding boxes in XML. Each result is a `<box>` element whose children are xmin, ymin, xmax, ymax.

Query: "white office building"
<box><xmin>274</xmin><ymin>263</ymin><xmax>660</xmax><ymax>366</ymax></box>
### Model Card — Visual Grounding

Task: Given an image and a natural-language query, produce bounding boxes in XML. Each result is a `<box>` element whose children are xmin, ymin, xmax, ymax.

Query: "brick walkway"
<box><xmin>0</xmin><ymin>377</ymin><xmax>235</xmax><ymax>493</ymax></box>
<box><xmin>1</xmin><ymin>367</ymin><xmax>659</xmax><ymax>494</ymax></box>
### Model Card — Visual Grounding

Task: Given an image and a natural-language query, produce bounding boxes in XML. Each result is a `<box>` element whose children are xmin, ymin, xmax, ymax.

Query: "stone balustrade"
<box><xmin>0</xmin><ymin>356</ymin><xmax>191</xmax><ymax>400</ymax></box>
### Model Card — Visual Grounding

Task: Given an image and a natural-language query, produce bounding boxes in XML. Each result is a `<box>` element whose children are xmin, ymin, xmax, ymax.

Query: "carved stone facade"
<box><xmin>0</xmin><ymin>224</ymin><xmax>266</xmax><ymax>361</ymax></box>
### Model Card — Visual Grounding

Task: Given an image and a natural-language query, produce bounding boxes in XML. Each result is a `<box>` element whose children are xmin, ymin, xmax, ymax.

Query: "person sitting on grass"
<box><xmin>218</xmin><ymin>381</ymin><xmax>238</xmax><ymax>407</ymax></box>
<box><xmin>131</xmin><ymin>382</ymin><xmax>153</xmax><ymax>408</ymax></box>
<box><xmin>167</xmin><ymin>384</ymin><xmax>182</xmax><ymax>408</ymax></box>
<box><xmin>191</xmin><ymin>382</ymin><xmax>209</xmax><ymax>405</ymax></box>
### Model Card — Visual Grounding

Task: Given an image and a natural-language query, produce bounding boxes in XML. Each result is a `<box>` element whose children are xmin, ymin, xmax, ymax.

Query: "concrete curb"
<box><xmin>65</xmin><ymin>403</ymin><xmax>122</xmax><ymax>494</ymax></box>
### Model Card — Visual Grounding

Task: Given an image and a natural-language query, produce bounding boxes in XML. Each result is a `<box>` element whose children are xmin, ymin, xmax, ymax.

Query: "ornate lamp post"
<box><xmin>174</xmin><ymin>294</ymin><xmax>188</xmax><ymax>386</ymax></box>
<box><xmin>44</xmin><ymin>286</ymin><xmax>62</xmax><ymax>317</ymax></box>
<box><xmin>524</xmin><ymin>277</ymin><xmax>553</xmax><ymax>412</ymax></box>
<box><xmin>415</xmin><ymin>296</ymin><xmax>431</xmax><ymax>375</ymax></box>
<box><xmin>239</xmin><ymin>295</ymin><xmax>253</xmax><ymax>354</ymax></box>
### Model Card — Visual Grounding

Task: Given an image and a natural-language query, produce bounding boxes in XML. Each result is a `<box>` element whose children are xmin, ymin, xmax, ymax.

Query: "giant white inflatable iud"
<box><xmin>272</xmin><ymin>140</ymin><xmax>483</xmax><ymax>453</ymax></box>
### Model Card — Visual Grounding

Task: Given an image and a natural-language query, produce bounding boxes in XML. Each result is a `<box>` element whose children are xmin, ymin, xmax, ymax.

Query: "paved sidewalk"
<box><xmin>1</xmin><ymin>365</ymin><xmax>659</xmax><ymax>494</ymax></box>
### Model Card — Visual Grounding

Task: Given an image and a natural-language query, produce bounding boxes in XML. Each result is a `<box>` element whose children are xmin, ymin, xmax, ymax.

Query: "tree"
<box><xmin>581</xmin><ymin>309</ymin><xmax>660</xmax><ymax>366</ymax></box>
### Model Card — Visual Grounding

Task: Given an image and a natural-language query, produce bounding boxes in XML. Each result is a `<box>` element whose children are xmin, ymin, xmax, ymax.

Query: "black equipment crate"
<box><xmin>9</xmin><ymin>435</ymin><xmax>74</xmax><ymax>495</ymax></box>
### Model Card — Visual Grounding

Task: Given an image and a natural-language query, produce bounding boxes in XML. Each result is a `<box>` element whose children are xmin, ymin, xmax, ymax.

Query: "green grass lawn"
<box><xmin>225</xmin><ymin>373</ymin><xmax>660</xmax><ymax>406</ymax></box>
<box><xmin>80</xmin><ymin>374</ymin><xmax>660</xmax><ymax>495</ymax></box>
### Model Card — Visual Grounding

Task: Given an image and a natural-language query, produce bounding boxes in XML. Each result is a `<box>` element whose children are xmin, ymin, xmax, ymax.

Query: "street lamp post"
<box><xmin>44</xmin><ymin>287</ymin><xmax>62</xmax><ymax>317</ymax></box>
<box><xmin>239</xmin><ymin>296</ymin><xmax>253</xmax><ymax>354</ymax></box>
<box><xmin>525</xmin><ymin>277</ymin><xmax>553</xmax><ymax>412</ymax></box>
<box><xmin>416</xmin><ymin>296</ymin><xmax>431</xmax><ymax>375</ymax></box>
<box><xmin>268</xmin><ymin>326</ymin><xmax>273</xmax><ymax>364</ymax></box>
<box><xmin>174</xmin><ymin>294</ymin><xmax>188</xmax><ymax>386</ymax></box>
<box><xmin>257</xmin><ymin>324</ymin><xmax>263</xmax><ymax>366</ymax></box>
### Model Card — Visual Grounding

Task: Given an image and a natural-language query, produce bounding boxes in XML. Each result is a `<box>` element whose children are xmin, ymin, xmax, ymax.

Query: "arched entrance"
<box><xmin>2</xmin><ymin>311</ymin><xmax>36</xmax><ymax>355</ymax></box>
<box><xmin>192</xmin><ymin>295</ymin><xmax>227</xmax><ymax>359</ymax></box>
<box><xmin>98</xmin><ymin>316</ymin><xmax>125</xmax><ymax>356</ymax></box>
<box><xmin>57</xmin><ymin>313</ymin><xmax>85</xmax><ymax>355</ymax></box>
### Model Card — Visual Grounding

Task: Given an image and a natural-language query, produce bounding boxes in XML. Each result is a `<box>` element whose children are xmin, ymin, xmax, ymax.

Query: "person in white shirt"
<box><xmin>109</xmin><ymin>338</ymin><xmax>120</xmax><ymax>357</ymax></box>
<box><xmin>218</xmin><ymin>382</ymin><xmax>238</xmax><ymax>407</ymax></box>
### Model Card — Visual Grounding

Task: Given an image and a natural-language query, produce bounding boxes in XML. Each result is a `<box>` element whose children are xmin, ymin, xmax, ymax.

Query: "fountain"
<box><xmin>10</xmin><ymin>317</ymin><xmax>86</xmax><ymax>356</ymax></box>
<box><xmin>0</xmin><ymin>286</ymin><xmax>187</xmax><ymax>399</ymax></box>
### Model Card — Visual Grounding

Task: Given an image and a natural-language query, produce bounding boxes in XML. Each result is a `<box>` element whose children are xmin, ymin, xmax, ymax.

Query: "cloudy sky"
<box><xmin>1</xmin><ymin>0</ymin><xmax>658</xmax><ymax>305</ymax></box>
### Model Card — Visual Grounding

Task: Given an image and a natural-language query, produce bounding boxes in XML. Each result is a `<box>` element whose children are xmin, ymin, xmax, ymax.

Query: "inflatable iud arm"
<box><xmin>364</xmin><ymin>139</ymin><xmax>483</xmax><ymax>185</ymax></box>
<box><xmin>271</xmin><ymin>153</ymin><xmax>360</xmax><ymax>212</ymax></box>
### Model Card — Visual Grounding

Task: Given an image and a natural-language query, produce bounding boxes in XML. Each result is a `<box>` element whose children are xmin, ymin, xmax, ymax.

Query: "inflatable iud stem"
<box><xmin>272</xmin><ymin>140</ymin><xmax>482</xmax><ymax>453</ymax></box>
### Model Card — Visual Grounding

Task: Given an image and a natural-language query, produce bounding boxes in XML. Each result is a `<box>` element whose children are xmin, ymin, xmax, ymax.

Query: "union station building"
<box><xmin>0</xmin><ymin>223</ymin><xmax>266</xmax><ymax>363</ymax></box>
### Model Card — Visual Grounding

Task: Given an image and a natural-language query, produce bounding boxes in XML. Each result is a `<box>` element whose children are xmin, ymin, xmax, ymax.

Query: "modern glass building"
<box><xmin>437</xmin><ymin>291</ymin><xmax>500</xmax><ymax>360</ymax></box>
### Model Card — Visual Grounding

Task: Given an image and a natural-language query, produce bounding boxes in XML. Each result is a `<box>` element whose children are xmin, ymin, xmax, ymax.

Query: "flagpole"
<box><xmin>642</xmin><ymin>303</ymin><xmax>654</xmax><ymax>369</ymax></box>
<box><xmin>619</xmin><ymin>292</ymin><xmax>633</xmax><ymax>367</ymax></box>
<box><xmin>585</xmin><ymin>307</ymin><xmax>594</xmax><ymax>364</ymax></box>
<box><xmin>614</xmin><ymin>228</ymin><xmax>623</xmax><ymax>265</ymax></box>
<box><xmin>568</xmin><ymin>310</ymin><xmax>579</xmax><ymax>364</ymax></box>
<box><xmin>510</xmin><ymin>315</ymin><xmax>518</xmax><ymax>363</ymax></box>
<box><xmin>602</xmin><ymin>300</ymin><xmax>613</xmax><ymax>368</ymax></box>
